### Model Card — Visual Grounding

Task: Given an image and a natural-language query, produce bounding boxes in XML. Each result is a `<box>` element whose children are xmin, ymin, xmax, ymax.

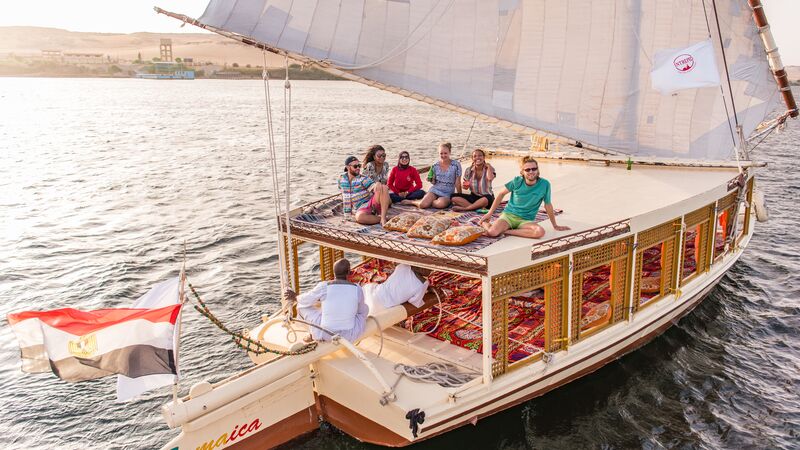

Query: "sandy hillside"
<box><xmin>0</xmin><ymin>26</ymin><xmax>286</xmax><ymax>67</ymax></box>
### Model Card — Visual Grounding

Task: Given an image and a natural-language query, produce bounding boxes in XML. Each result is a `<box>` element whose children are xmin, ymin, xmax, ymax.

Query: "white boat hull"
<box><xmin>160</xmin><ymin>228</ymin><xmax>748</xmax><ymax>449</ymax></box>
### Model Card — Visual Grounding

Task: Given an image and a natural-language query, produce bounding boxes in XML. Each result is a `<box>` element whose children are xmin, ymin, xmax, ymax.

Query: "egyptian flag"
<box><xmin>7</xmin><ymin>304</ymin><xmax>181</xmax><ymax>382</ymax></box>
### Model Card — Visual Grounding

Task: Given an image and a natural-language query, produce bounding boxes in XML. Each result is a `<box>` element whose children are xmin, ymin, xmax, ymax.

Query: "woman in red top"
<box><xmin>387</xmin><ymin>151</ymin><xmax>425</xmax><ymax>203</ymax></box>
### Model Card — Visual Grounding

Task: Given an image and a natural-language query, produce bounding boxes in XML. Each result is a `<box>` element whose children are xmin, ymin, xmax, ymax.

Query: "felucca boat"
<box><xmin>153</xmin><ymin>1</ymin><xmax>797</xmax><ymax>449</ymax></box>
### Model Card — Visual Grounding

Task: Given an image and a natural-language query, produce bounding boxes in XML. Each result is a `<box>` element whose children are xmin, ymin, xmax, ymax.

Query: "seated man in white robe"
<box><xmin>284</xmin><ymin>259</ymin><xmax>368</xmax><ymax>342</ymax></box>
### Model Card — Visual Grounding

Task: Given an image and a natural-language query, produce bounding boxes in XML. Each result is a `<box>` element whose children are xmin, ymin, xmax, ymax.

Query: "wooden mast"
<box><xmin>748</xmin><ymin>0</ymin><xmax>799</xmax><ymax>118</ymax></box>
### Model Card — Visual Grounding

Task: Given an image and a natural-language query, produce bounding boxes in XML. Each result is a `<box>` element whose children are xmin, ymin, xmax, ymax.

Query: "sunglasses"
<box><xmin>400</xmin><ymin>155</ymin><xmax>410</xmax><ymax>160</ymax></box>
<box><xmin>350</xmin><ymin>164</ymin><xmax>362</xmax><ymax>169</ymax></box>
<box><xmin>523</xmin><ymin>167</ymin><xmax>539</xmax><ymax>173</ymax></box>
<box><xmin>376</xmin><ymin>153</ymin><xmax>386</xmax><ymax>158</ymax></box>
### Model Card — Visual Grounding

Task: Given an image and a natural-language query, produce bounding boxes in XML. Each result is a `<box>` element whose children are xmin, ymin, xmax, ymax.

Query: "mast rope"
<box><xmin>458</xmin><ymin>116</ymin><xmax>478</xmax><ymax>159</ymax></box>
<box><xmin>283</xmin><ymin>55</ymin><xmax>295</xmax><ymax>291</ymax></box>
<box><xmin>711</xmin><ymin>0</ymin><xmax>741</xmax><ymax>132</ymax></box>
<box><xmin>261</xmin><ymin>52</ymin><xmax>291</xmax><ymax>294</ymax></box>
<box><xmin>701</xmin><ymin>0</ymin><xmax>740</xmax><ymax>162</ymax></box>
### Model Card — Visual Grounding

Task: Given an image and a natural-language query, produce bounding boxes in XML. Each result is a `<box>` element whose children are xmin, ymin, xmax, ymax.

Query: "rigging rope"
<box><xmin>748</xmin><ymin>110</ymin><xmax>791</xmax><ymax>151</ymax></box>
<box><xmin>188</xmin><ymin>282</ymin><xmax>318</xmax><ymax>356</ymax></box>
<box><xmin>701</xmin><ymin>0</ymin><xmax>740</xmax><ymax>162</ymax></box>
<box><xmin>261</xmin><ymin>52</ymin><xmax>290</xmax><ymax>293</ymax></box>
<box><xmin>458</xmin><ymin>116</ymin><xmax>478</xmax><ymax>159</ymax></box>
<box><xmin>283</xmin><ymin>55</ymin><xmax>295</xmax><ymax>290</ymax></box>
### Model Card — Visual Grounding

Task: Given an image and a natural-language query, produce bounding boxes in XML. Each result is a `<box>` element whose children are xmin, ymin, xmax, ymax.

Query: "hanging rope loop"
<box><xmin>188</xmin><ymin>282</ymin><xmax>318</xmax><ymax>356</ymax></box>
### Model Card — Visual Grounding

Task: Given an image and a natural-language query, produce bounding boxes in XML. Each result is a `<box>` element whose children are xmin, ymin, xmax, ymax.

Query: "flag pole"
<box><xmin>173</xmin><ymin>241</ymin><xmax>187</xmax><ymax>404</ymax></box>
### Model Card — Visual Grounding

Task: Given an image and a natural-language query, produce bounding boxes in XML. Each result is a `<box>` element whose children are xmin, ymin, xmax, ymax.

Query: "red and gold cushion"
<box><xmin>384</xmin><ymin>212</ymin><xmax>422</xmax><ymax>232</ymax></box>
<box><xmin>580</xmin><ymin>301</ymin><xmax>611</xmax><ymax>331</ymax></box>
<box><xmin>431</xmin><ymin>225</ymin><xmax>485</xmax><ymax>246</ymax></box>
<box><xmin>640</xmin><ymin>275</ymin><xmax>661</xmax><ymax>294</ymax></box>
<box><xmin>406</xmin><ymin>216</ymin><xmax>452</xmax><ymax>239</ymax></box>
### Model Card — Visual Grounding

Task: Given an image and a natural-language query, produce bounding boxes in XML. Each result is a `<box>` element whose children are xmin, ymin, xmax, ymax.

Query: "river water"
<box><xmin>0</xmin><ymin>78</ymin><xmax>797</xmax><ymax>449</ymax></box>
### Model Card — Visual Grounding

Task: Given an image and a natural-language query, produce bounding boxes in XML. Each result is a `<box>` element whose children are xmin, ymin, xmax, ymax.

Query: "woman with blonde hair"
<box><xmin>418</xmin><ymin>142</ymin><xmax>462</xmax><ymax>209</ymax></box>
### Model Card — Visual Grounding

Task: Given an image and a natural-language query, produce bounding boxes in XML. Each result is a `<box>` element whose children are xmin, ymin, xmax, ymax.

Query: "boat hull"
<box><xmin>160</xmin><ymin>168</ymin><xmax>753</xmax><ymax>449</ymax></box>
<box><xmin>206</xmin><ymin>244</ymin><xmax>740</xmax><ymax>449</ymax></box>
<box><xmin>280</xmin><ymin>262</ymin><xmax>732</xmax><ymax>447</ymax></box>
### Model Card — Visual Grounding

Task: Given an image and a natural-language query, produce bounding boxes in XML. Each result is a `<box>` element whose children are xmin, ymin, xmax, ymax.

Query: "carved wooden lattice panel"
<box><xmin>570</xmin><ymin>272</ymin><xmax>583</xmax><ymax>342</ymax></box>
<box><xmin>570</xmin><ymin>237</ymin><xmax>632</xmax><ymax>342</ymax></box>
<box><xmin>661</xmin><ymin>237</ymin><xmax>676</xmax><ymax>295</ymax></box>
<box><xmin>491</xmin><ymin>257</ymin><xmax>567</xmax><ymax>373</ymax></box>
<box><xmin>283</xmin><ymin>236</ymin><xmax>302</xmax><ymax>292</ymax></box>
<box><xmin>631</xmin><ymin>248</ymin><xmax>644</xmax><ymax>313</ymax></box>
<box><xmin>544</xmin><ymin>259</ymin><xmax>569</xmax><ymax>353</ymax></box>
<box><xmin>572</xmin><ymin>237</ymin><xmax>631</xmax><ymax>273</ymax></box>
<box><xmin>491</xmin><ymin>295</ymin><xmax>508</xmax><ymax>377</ymax></box>
<box><xmin>611</xmin><ymin>256</ymin><xmax>630</xmax><ymax>323</ymax></box>
<box><xmin>319</xmin><ymin>245</ymin><xmax>344</xmax><ymax>281</ymax></box>
<box><xmin>697</xmin><ymin>221</ymin><xmax>711</xmax><ymax>274</ymax></box>
<box><xmin>637</xmin><ymin>219</ymin><xmax>681</xmax><ymax>250</ymax></box>
<box><xmin>717</xmin><ymin>190</ymin><xmax>738</xmax><ymax>210</ymax></box>
<box><xmin>685</xmin><ymin>204</ymin><xmax>714</xmax><ymax>227</ymax></box>
<box><xmin>633</xmin><ymin>220</ymin><xmax>680</xmax><ymax>312</ymax></box>
<box><xmin>491</xmin><ymin>259</ymin><xmax>564</xmax><ymax>298</ymax></box>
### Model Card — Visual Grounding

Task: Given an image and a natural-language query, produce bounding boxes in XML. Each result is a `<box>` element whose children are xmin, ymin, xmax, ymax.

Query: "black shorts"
<box><xmin>452</xmin><ymin>193</ymin><xmax>494</xmax><ymax>205</ymax></box>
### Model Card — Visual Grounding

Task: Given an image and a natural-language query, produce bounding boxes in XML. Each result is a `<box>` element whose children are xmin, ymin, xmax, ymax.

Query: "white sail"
<box><xmin>197</xmin><ymin>0</ymin><xmax>780</xmax><ymax>160</ymax></box>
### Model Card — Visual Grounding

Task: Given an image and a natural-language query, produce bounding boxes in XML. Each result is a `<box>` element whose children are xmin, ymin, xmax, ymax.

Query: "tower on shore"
<box><xmin>159</xmin><ymin>39</ymin><xmax>173</xmax><ymax>62</ymax></box>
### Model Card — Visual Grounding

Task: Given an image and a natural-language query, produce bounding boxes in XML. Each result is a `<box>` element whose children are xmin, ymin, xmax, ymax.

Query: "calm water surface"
<box><xmin>0</xmin><ymin>79</ymin><xmax>797</xmax><ymax>449</ymax></box>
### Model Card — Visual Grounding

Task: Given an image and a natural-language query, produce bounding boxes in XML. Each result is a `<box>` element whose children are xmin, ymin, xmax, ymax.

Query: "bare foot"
<box><xmin>452</xmin><ymin>205</ymin><xmax>465</xmax><ymax>212</ymax></box>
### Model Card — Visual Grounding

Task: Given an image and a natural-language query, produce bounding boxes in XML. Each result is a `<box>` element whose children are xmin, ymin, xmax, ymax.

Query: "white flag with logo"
<box><xmin>651</xmin><ymin>39</ymin><xmax>721</xmax><ymax>95</ymax></box>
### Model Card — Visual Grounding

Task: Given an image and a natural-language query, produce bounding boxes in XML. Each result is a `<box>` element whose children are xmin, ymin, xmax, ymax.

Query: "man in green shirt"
<box><xmin>480</xmin><ymin>156</ymin><xmax>570</xmax><ymax>239</ymax></box>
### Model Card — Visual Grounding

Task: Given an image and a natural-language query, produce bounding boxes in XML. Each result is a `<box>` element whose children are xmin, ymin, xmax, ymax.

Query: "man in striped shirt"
<box><xmin>338</xmin><ymin>155</ymin><xmax>391</xmax><ymax>225</ymax></box>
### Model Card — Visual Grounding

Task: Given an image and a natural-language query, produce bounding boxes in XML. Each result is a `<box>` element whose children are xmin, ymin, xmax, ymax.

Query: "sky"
<box><xmin>1</xmin><ymin>0</ymin><xmax>799</xmax><ymax>65</ymax></box>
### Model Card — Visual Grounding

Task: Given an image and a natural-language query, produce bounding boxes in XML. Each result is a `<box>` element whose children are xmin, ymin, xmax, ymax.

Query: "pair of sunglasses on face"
<box><xmin>523</xmin><ymin>167</ymin><xmax>539</xmax><ymax>173</ymax></box>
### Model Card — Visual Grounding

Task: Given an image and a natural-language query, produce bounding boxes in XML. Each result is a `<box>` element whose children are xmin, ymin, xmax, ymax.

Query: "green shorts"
<box><xmin>499</xmin><ymin>212</ymin><xmax>532</xmax><ymax>229</ymax></box>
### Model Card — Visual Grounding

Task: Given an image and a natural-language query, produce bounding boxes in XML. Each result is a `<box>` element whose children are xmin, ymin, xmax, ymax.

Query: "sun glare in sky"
<box><xmin>1</xmin><ymin>0</ymin><xmax>798</xmax><ymax>64</ymax></box>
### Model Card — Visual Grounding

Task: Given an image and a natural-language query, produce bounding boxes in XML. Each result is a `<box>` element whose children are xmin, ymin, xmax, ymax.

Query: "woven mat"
<box><xmin>293</xmin><ymin>198</ymin><xmax>562</xmax><ymax>253</ymax></box>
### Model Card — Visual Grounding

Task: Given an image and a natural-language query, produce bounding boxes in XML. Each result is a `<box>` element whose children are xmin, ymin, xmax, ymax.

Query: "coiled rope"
<box><xmin>393</xmin><ymin>362</ymin><xmax>476</xmax><ymax>388</ymax></box>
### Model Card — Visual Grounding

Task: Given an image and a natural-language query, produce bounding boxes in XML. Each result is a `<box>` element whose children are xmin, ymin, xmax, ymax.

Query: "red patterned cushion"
<box><xmin>407</xmin><ymin>216</ymin><xmax>452</xmax><ymax>239</ymax></box>
<box><xmin>384</xmin><ymin>212</ymin><xmax>422</xmax><ymax>232</ymax></box>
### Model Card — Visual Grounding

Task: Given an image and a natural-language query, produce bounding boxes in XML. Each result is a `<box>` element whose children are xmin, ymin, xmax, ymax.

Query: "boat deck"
<box><xmin>287</xmin><ymin>154</ymin><xmax>738</xmax><ymax>274</ymax></box>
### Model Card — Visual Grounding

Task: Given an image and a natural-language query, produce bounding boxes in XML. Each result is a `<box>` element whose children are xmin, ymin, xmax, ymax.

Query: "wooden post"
<box><xmin>748</xmin><ymin>0</ymin><xmax>798</xmax><ymax>118</ymax></box>
<box><xmin>481</xmin><ymin>275</ymin><xmax>493</xmax><ymax>385</ymax></box>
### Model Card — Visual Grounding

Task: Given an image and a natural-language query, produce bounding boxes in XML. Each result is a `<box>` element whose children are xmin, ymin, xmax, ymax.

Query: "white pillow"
<box><xmin>375</xmin><ymin>264</ymin><xmax>429</xmax><ymax>308</ymax></box>
<box><xmin>362</xmin><ymin>283</ymin><xmax>385</xmax><ymax>315</ymax></box>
